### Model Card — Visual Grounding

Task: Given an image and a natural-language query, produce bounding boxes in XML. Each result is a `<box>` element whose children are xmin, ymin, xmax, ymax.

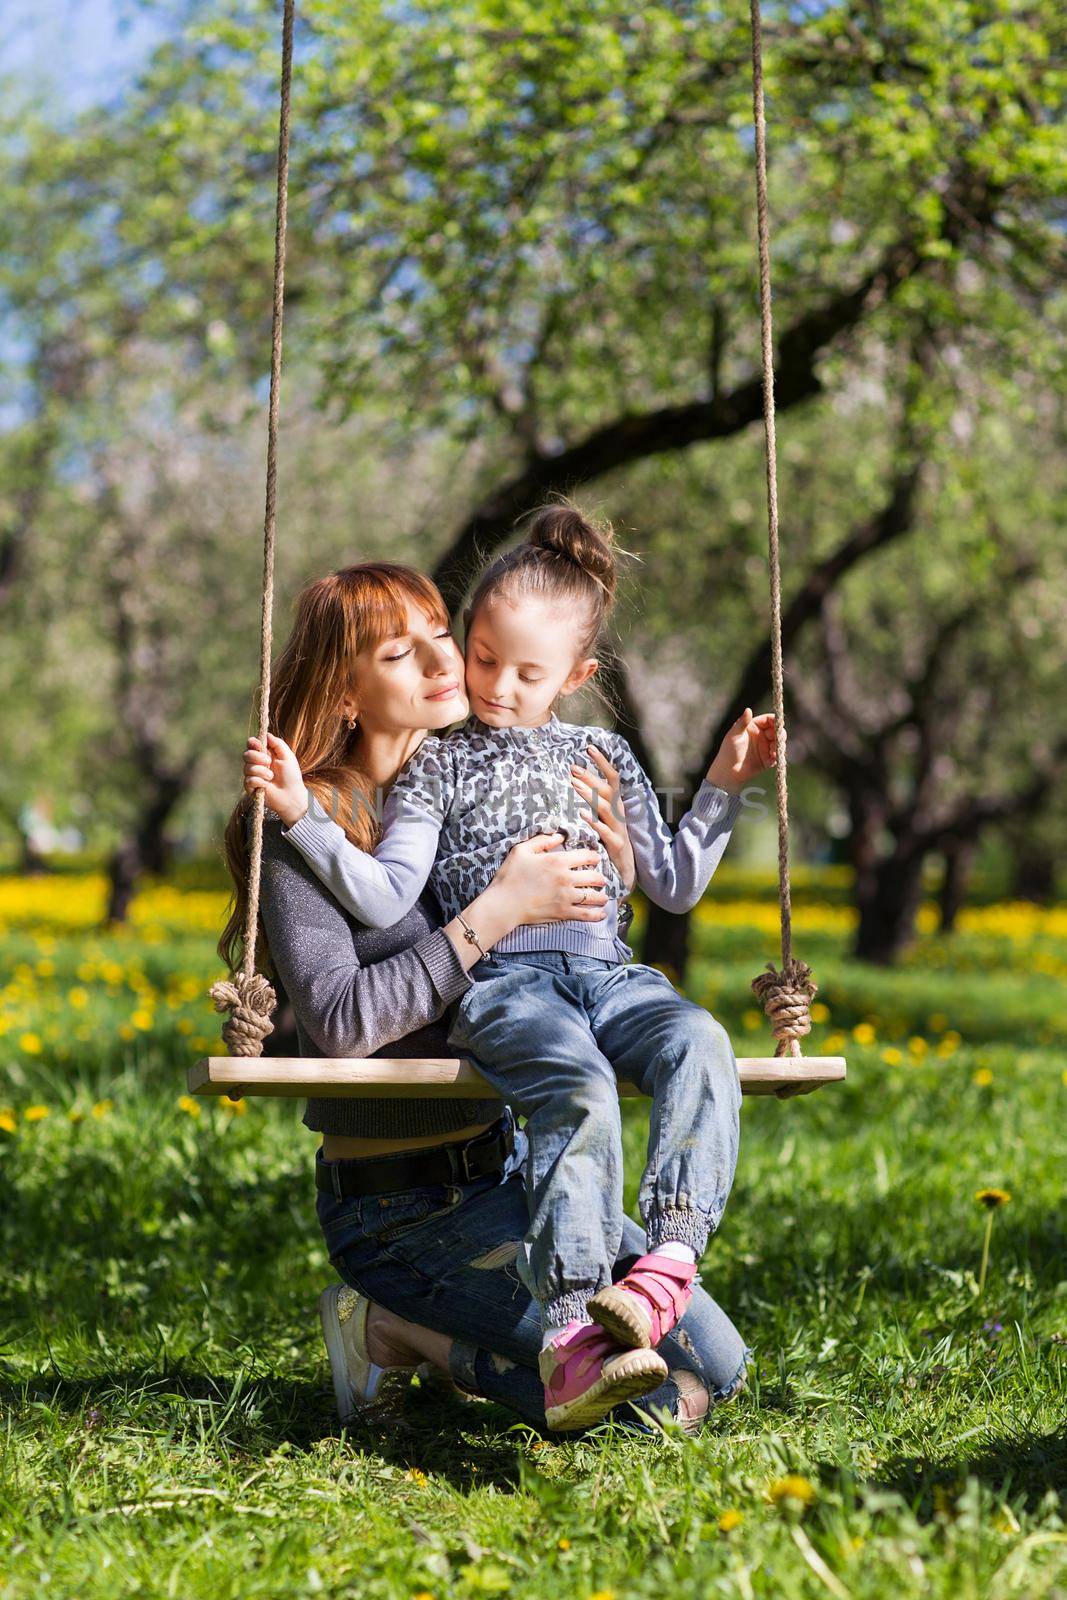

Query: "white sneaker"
<box><xmin>318</xmin><ymin>1283</ymin><xmax>417</xmax><ymax>1423</ymax></box>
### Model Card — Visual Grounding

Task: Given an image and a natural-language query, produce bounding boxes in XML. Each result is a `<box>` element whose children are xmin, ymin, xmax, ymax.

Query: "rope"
<box><xmin>746</xmin><ymin>0</ymin><xmax>817</xmax><ymax>1058</ymax></box>
<box><xmin>209</xmin><ymin>0</ymin><xmax>296</xmax><ymax>1057</ymax></box>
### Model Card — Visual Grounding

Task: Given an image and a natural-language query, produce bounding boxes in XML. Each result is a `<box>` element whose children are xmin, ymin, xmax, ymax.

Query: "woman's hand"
<box><xmin>242</xmin><ymin>733</ymin><xmax>309</xmax><ymax>828</ymax></box>
<box><xmin>489</xmin><ymin>832</ymin><xmax>609</xmax><ymax>928</ymax></box>
<box><xmin>706</xmin><ymin>707</ymin><xmax>777</xmax><ymax>794</ymax></box>
<box><xmin>442</xmin><ymin>834</ymin><xmax>610</xmax><ymax>971</ymax></box>
<box><xmin>570</xmin><ymin>745</ymin><xmax>636</xmax><ymax>893</ymax></box>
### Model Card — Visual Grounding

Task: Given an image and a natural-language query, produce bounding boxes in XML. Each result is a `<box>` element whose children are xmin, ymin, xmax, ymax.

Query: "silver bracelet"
<box><xmin>455</xmin><ymin>912</ymin><xmax>488</xmax><ymax>959</ymax></box>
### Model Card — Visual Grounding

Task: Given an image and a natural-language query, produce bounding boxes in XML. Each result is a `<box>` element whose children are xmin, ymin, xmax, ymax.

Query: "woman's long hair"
<box><xmin>217</xmin><ymin>563</ymin><xmax>451</xmax><ymax>977</ymax></box>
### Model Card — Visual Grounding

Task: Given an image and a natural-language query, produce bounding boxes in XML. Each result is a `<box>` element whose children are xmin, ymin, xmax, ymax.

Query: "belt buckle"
<box><xmin>446</xmin><ymin>1140</ymin><xmax>474</xmax><ymax>1184</ymax></box>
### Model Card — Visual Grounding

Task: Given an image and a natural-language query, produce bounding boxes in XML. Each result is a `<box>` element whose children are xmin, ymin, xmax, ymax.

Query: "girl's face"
<box><xmin>464</xmin><ymin>595</ymin><xmax>597</xmax><ymax>729</ymax></box>
<box><xmin>346</xmin><ymin>599</ymin><xmax>468</xmax><ymax>733</ymax></box>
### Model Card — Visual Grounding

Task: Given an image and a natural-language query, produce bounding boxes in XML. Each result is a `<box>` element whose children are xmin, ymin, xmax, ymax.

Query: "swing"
<box><xmin>194</xmin><ymin>0</ymin><xmax>846</xmax><ymax>1107</ymax></box>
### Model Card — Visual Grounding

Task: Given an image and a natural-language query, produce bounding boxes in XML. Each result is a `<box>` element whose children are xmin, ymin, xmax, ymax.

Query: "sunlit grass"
<box><xmin>1</xmin><ymin>864</ymin><xmax>1065</xmax><ymax>1598</ymax></box>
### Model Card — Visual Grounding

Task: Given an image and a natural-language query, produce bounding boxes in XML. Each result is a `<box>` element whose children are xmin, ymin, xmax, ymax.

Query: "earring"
<box><xmin>346</xmin><ymin>714</ymin><xmax>358</xmax><ymax>730</ymax></box>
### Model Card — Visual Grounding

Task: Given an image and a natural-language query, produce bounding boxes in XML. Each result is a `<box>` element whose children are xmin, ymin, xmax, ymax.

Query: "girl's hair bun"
<box><xmin>524</xmin><ymin>499</ymin><xmax>617</xmax><ymax>604</ymax></box>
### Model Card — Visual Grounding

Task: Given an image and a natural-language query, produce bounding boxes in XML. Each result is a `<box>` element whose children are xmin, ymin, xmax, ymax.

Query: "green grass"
<box><xmin>1</xmin><ymin>868</ymin><xmax>1065</xmax><ymax>1598</ymax></box>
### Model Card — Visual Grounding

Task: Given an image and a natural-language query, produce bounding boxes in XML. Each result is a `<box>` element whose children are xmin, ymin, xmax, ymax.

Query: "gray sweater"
<box><xmin>253</xmin><ymin>809</ymin><xmax>500</xmax><ymax>1137</ymax></box>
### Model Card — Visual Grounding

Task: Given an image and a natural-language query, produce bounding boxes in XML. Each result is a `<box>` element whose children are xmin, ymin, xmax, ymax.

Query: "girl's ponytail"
<box><xmin>466</xmin><ymin>494</ymin><xmax>620</xmax><ymax>662</ymax></box>
<box><xmin>524</xmin><ymin>501</ymin><xmax>618</xmax><ymax>610</ymax></box>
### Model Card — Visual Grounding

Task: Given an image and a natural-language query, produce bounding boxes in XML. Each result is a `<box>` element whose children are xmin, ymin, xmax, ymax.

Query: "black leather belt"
<box><xmin>316</xmin><ymin>1115</ymin><xmax>514</xmax><ymax>1199</ymax></box>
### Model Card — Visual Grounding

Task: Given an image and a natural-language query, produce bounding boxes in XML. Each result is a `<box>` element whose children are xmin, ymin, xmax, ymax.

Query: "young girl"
<box><xmin>246</xmin><ymin>503</ymin><xmax>775</xmax><ymax>1429</ymax></box>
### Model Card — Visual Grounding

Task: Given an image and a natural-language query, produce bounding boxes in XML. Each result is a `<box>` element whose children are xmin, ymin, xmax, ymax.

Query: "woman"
<box><xmin>221</xmin><ymin>560</ymin><xmax>752</xmax><ymax>1432</ymax></box>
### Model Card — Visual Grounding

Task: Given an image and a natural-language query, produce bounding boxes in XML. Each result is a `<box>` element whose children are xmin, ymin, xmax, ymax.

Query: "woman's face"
<box><xmin>349</xmin><ymin>599</ymin><xmax>468</xmax><ymax>733</ymax></box>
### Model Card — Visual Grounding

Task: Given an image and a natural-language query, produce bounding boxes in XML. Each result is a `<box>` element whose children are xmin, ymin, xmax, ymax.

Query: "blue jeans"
<box><xmin>446</xmin><ymin>952</ymin><xmax>742</xmax><ymax>1326</ymax></box>
<box><xmin>315</xmin><ymin>1116</ymin><xmax>753</xmax><ymax>1433</ymax></box>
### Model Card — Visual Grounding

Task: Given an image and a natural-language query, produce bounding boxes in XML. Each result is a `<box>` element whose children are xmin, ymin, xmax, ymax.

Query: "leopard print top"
<box><xmin>389</xmin><ymin>712</ymin><xmax>730</xmax><ymax>962</ymax></box>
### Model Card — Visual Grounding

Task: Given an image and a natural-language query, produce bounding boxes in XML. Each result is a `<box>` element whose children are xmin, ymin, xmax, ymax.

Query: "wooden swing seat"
<box><xmin>189</xmin><ymin>1054</ymin><xmax>846</xmax><ymax>1103</ymax></box>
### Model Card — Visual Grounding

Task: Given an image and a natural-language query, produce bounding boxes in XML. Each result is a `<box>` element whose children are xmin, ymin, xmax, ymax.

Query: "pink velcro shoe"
<box><xmin>586</xmin><ymin>1253</ymin><xmax>697</xmax><ymax>1349</ymax></box>
<box><xmin>538</xmin><ymin>1320</ymin><xmax>668</xmax><ymax>1432</ymax></box>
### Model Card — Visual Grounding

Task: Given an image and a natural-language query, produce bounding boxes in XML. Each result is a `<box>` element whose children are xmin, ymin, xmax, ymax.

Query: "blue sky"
<box><xmin>2</xmin><ymin>0</ymin><xmax>166</xmax><ymax>112</ymax></box>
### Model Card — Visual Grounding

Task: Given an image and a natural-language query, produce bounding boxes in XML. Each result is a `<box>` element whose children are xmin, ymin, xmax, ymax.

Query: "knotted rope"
<box><xmin>209</xmin><ymin>0</ymin><xmax>295</xmax><ymax>1057</ymax></box>
<box><xmin>746</xmin><ymin>0</ymin><xmax>817</xmax><ymax>1058</ymax></box>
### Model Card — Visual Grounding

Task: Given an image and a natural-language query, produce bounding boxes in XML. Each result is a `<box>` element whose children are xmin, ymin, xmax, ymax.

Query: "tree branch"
<box><xmin>432</xmin><ymin>235</ymin><xmax>922</xmax><ymax>609</ymax></box>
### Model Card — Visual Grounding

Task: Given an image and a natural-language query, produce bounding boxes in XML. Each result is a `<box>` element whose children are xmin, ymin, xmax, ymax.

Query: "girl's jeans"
<box><xmin>316</xmin><ymin>1115</ymin><xmax>753</xmax><ymax>1433</ymax></box>
<box><xmin>446</xmin><ymin>951</ymin><xmax>743</xmax><ymax>1327</ymax></box>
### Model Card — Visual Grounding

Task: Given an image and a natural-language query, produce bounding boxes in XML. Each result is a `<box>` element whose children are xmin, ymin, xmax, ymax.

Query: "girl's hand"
<box><xmin>706</xmin><ymin>707</ymin><xmax>777</xmax><ymax>792</ymax></box>
<box><xmin>490</xmin><ymin>832</ymin><xmax>609</xmax><ymax>926</ymax></box>
<box><xmin>242</xmin><ymin>733</ymin><xmax>309</xmax><ymax>828</ymax></box>
<box><xmin>570</xmin><ymin>745</ymin><xmax>637</xmax><ymax>893</ymax></box>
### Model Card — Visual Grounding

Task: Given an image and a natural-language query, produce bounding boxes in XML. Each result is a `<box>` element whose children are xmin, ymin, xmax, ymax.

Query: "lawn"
<box><xmin>1</xmin><ymin>865</ymin><xmax>1065</xmax><ymax>1599</ymax></box>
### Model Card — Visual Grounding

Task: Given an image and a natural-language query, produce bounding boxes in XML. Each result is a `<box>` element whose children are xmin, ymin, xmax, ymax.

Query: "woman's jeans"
<box><xmin>446</xmin><ymin>952</ymin><xmax>743</xmax><ymax>1326</ymax></box>
<box><xmin>316</xmin><ymin>1116</ymin><xmax>753</xmax><ymax>1433</ymax></box>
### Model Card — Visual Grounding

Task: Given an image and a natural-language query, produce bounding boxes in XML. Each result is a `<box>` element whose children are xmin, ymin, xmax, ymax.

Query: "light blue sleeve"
<box><xmin>278</xmin><ymin>739</ymin><xmax>455</xmax><ymax>929</ymax></box>
<box><xmin>594</xmin><ymin>732</ymin><xmax>744</xmax><ymax>914</ymax></box>
<box><xmin>280</xmin><ymin>790</ymin><xmax>442</xmax><ymax>930</ymax></box>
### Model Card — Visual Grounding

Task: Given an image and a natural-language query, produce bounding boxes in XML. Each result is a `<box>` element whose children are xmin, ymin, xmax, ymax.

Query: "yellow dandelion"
<box><xmin>36</xmin><ymin>959</ymin><xmax>56</xmax><ymax>977</ymax></box>
<box><xmin>118</xmin><ymin>1024</ymin><xmax>135</xmax><ymax>1041</ymax></box>
<box><xmin>404</xmin><ymin>1468</ymin><xmax>428</xmax><ymax>1486</ymax></box>
<box><xmin>221</xmin><ymin>1096</ymin><xmax>247</xmax><ymax>1115</ymax></box>
<box><xmin>91</xmin><ymin>1099</ymin><xmax>114</xmax><ymax>1119</ymax></box>
<box><xmin>0</xmin><ymin>1110</ymin><xmax>17</xmax><ymax>1135</ymax></box>
<box><xmin>742</xmin><ymin>1008</ymin><xmax>762</xmax><ymax>1031</ymax></box>
<box><xmin>589</xmin><ymin>1592</ymin><xmax>615</xmax><ymax>1600</ymax></box>
<box><xmin>973</xmin><ymin>1068</ymin><xmax>994</xmax><ymax>1088</ymax></box>
<box><xmin>809</xmin><ymin>1002</ymin><xmax>830</xmax><ymax>1025</ymax></box>
<box><xmin>412</xmin><ymin>1592</ymin><xmax>436</xmax><ymax>1600</ymax></box>
<box><xmin>717</xmin><ymin>1509</ymin><xmax>744</xmax><ymax>1533</ymax></box>
<box><xmin>68</xmin><ymin>988</ymin><xmax>89</xmax><ymax>1010</ymax></box>
<box><xmin>177</xmin><ymin>1095</ymin><xmax>202</xmax><ymax>1119</ymax></box>
<box><xmin>852</xmin><ymin>1023</ymin><xmax>876</xmax><ymax>1046</ymax></box>
<box><xmin>24</xmin><ymin>1104</ymin><xmax>50</xmax><ymax>1122</ymax></box>
<box><xmin>68</xmin><ymin>1108</ymin><xmax>85</xmax><ymax>1124</ymax></box>
<box><xmin>908</xmin><ymin>1036</ymin><xmax>928</xmax><ymax>1058</ymax></box>
<box><xmin>881</xmin><ymin>1047</ymin><xmax>903</xmax><ymax>1066</ymax></box>
<box><xmin>130</xmin><ymin>1009</ymin><xmax>154</xmax><ymax>1031</ymax></box>
<box><xmin>19</xmin><ymin>1032</ymin><xmax>42</xmax><ymax>1055</ymax></box>
<box><xmin>824</xmin><ymin>1031</ymin><xmax>846</xmax><ymax>1052</ymax></box>
<box><xmin>975</xmin><ymin>1189</ymin><xmax>1010</xmax><ymax>1298</ymax></box>
<box><xmin>769</xmin><ymin>1474</ymin><xmax>817</xmax><ymax>1508</ymax></box>
<box><xmin>557</xmin><ymin>1538</ymin><xmax>571</xmax><ymax>1550</ymax></box>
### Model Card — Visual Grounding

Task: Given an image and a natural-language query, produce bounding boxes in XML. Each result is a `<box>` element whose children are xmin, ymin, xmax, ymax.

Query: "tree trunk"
<box><xmin>105</xmin><ymin>774</ymin><xmax>187</xmax><ymax>925</ymax></box>
<box><xmin>938</xmin><ymin>837</ymin><xmax>977</xmax><ymax>932</ymax></box>
<box><xmin>1009</xmin><ymin>842</ymin><xmax>1056</xmax><ymax>904</ymax></box>
<box><xmin>852</xmin><ymin>847</ymin><xmax>926</xmax><ymax>965</ymax></box>
<box><xmin>640</xmin><ymin>898</ymin><xmax>693</xmax><ymax>983</ymax></box>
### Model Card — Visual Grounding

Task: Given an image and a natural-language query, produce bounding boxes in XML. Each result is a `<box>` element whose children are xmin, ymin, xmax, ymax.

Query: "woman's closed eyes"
<box><xmin>384</xmin><ymin>629</ymin><xmax>454</xmax><ymax>662</ymax></box>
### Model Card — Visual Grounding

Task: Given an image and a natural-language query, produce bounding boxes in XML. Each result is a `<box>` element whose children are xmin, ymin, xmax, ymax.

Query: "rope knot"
<box><xmin>209</xmin><ymin>971</ymin><xmax>276</xmax><ymax>1058</ymax></box>
<box><xmin>751</xmin><ymin>956</ymin><xmax>817</xmax><ymax>1058</ymax></box>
